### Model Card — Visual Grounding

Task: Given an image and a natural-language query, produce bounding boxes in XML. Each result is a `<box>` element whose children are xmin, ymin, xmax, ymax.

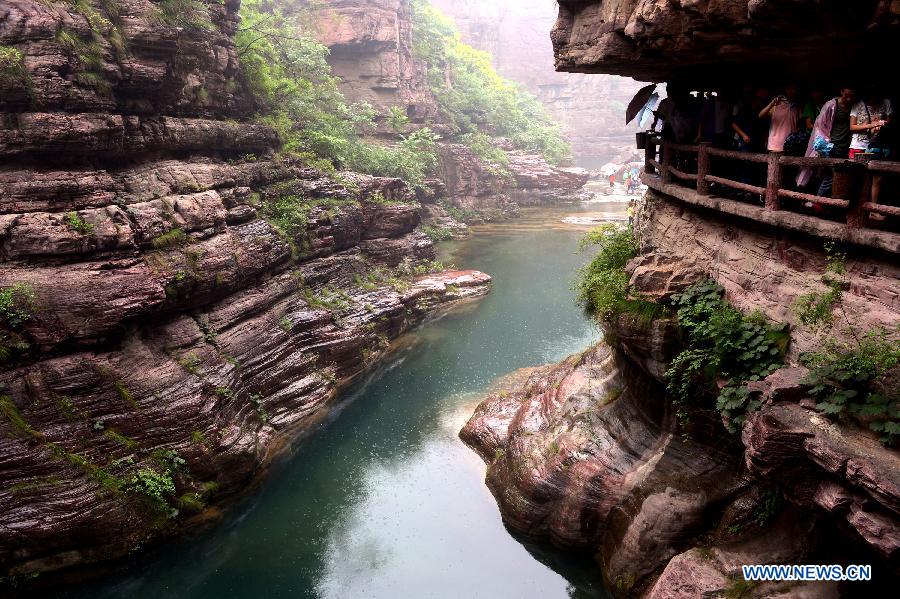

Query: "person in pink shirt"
<box><xmin>758</xmin><ymin>83</ymin><xmax>800</xmax><ymax>152</ymax></box>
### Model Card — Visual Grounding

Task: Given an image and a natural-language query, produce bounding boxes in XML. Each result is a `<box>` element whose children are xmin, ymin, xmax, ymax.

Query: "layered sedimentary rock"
<box><xmin>310</xmin><ymin>0</ymin><xmax>591</xmax><ymax>214</ymax></box>
<box><xmin>552</xmin><ymin>0</ymin><xmax>898</xmax><ymax>83</ymax></box>
<box><xmin>310</xmin><ymin>0</ymin><xmax>438</xmax><ymax>123</ymax></box>
<box><xmin>462</xmin><ymin>191</ymin><xmax>900</xmax><ymax>596</ymax></box>
<box><xmin>433</xmin><ymin>0</ymin><xmax>643</xmax><ymax>168</ymax></box>
<box><xmin>0</xmin><ymin>0</ymin><xmax>491</xmax><ymax>583</ymax></box>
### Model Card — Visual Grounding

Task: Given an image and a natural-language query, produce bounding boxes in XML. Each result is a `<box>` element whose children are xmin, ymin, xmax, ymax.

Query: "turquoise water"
<box><xmin>66</xmin><ymin>206</ymin><xmax>620</xmax><ymax>599</ymax></box>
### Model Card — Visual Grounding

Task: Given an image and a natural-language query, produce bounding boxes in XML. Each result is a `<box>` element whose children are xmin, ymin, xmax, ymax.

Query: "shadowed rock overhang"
<box><xmin>552</xmin><ymin>0</ymin><xmax>899</xmax><ymax>85</ymax></box>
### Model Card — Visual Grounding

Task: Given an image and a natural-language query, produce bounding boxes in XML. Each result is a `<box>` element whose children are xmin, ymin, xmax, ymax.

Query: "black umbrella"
<box><xmin>625</xmin><ymin>83</ymin><xmax>658</xmax><ymax>125</ymax></box>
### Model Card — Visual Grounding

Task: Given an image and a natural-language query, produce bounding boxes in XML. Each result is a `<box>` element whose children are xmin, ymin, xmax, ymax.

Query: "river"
<box><xmin>64</xmin><ymin>202</ymin><xmax>626</xmax><ymax>599</ymax></box>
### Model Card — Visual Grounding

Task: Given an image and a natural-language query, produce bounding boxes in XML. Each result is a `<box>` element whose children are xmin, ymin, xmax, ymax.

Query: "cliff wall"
<box><xmin>552</xmin><ymin>0</ymin><xmax>897</xmax><ymax>85</ymax></box>
<box><xmin>0</xmin><ymin>0</ymin><xmax>491</xmax><ymax>584</ymax></box>
<box><xmin>433</xmin><ymin>0</ymin><xmax>643</xmax><ymax>168</ymax></box>
<box><xmin>311</xmin><ymin>0</ymin><xmax>590</xmax><ymax>214</ymax></box>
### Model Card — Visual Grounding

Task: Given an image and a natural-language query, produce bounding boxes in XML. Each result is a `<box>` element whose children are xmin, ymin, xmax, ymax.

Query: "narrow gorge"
<box><xmin>1</xmin><ymin>1</ymin><xmax>898</xmax><ymax>598</ymax></box>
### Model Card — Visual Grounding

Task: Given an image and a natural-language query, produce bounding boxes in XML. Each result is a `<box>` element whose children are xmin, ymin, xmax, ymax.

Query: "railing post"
<box><xmin>765</xmin><ymin>151</ymin><xmax>782</xmax><ymax>210</ymax></box>
<box><xmin>661</xmin><ymin>142</ymin><xmax>672</xmax><ymax>184</ymax></box>
<box><xmin>847</xmin><ymin>169</ymin><xmax>870</xmax><ymax>228</ymax></box>
<box><xmin>697</xmin><ymin>142</ymin><xmax>710</xmax><ymax>195</ymax></box>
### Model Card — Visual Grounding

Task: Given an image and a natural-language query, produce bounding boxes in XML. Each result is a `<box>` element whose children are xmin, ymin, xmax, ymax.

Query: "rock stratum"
<box><xmin>311</xmin><ymin>0</ymin><xmax>592</xmax><ymax>218</ymax></box>
<box><xmin>462</xmin><ymin>192</ymin><xmax>900</xmax><ymax>597</ymax></box>
<box><xmin>0</xmin><ymin>0</ymin><xmax>498</xmax><ymax>585</ymax></box>
<box><xmin>552</xmin><ymin>0</ymin><xmax>898</xmax><ymax>83</ymax></box>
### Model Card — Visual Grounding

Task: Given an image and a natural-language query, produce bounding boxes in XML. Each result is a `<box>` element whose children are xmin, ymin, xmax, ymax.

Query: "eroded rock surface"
<box><xmin>0</xmin><ymin>0</ymin><xmax>493</xmax><ymax>584</ymax></box>
<box><xmin>552</xmin><ymin>0</ymin><xmax>897</xmax><ymax>82</ymax></box>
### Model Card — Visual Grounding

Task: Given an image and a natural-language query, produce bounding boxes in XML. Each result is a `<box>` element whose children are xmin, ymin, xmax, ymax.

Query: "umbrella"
<box><xmin>636</xmin><ymin>92</ymin><xmax>659</xmax><ymax>128</ymax></box>
<box><xmin>625</xmin><ymin>83</ymin><xmax>658</xmax><ymax>125</ymax></box>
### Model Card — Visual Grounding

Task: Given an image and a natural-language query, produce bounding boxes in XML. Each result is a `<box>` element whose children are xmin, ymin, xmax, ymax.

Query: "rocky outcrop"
<box><xmin>310</xmin><ymin>0</ymin><xmax>590</xmax><ymax>216</ymax></box>
<box><xmin>552</xmin><ymin>0</ymin><xmax>898</xmax><ymax>83</ymax></box>
<box><xmin>432</xmin><ymin>0</ymin><xmax>644</xmax><ymax>168</ymax></box>
<box><xmin>636</xmin><ymin>191</ymin><xmax>900</xmax><ymax>356</ymax></box>
<box><xmin>429</xmin><ymin>142</ymin><xmax>591</xmax><ymax>222</ymax></box>
<box><xmin>311</xmin><ymin>0</ymin><xmax>438</xmax><ymax>123</ymax></box>
<box><xmin>0</xmin><ymin>0</ymin><xmax>491</xmax><ymax>585</ymax></box>
<box><xmin>461</xmin><ymin>191</ymin><xmax>900</xmax><ymax>596</ymax></box>
<box><xmin>462</xmin><ymin>338</ymin><xmax>900</xmax><ymax>596</ymax></box>
<box><xmin>461</xmin><ymin>343</ymin><xmax>750</xmax><ymax>595</ymax></box>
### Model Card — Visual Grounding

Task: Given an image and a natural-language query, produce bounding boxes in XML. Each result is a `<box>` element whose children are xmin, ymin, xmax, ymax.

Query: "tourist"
<box><xmin>627</xmin><ymin>200</ymin><xmax>635</xmax><ymax>226</ymax></box>
<box><xmin>850</xmin><ymin>89</ymin><xmax>891</xmax><ymax>159</ymax></box>
<box><xmin>802</xmin><ymin>87</ymin><xmax>825</xmax><ymax>133</ymax></box>
<box><xmin>796</xmin><ymin>87</ymin><xmax>856</xmax><ymax>196</ymax></box>
<box><xmin>850</xmin><ymin>89</ymin><xmax>892</xmax><ymax>207</ymax></box>
<box><xmin>758</xmin><ymin>83</ymin><xmax>800</xmax><ymax>153</ymax></box>
<box><xmin>698</xmin><ymin>91</ymin><xmax>731</xmax><ymax>147</ymax></box>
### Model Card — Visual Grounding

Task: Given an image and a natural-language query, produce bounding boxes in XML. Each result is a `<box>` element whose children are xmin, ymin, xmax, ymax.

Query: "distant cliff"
<box><xmin>434</xmin><ymin>0</ymin><xmax>643</xmax><ymax>169</ymax></box>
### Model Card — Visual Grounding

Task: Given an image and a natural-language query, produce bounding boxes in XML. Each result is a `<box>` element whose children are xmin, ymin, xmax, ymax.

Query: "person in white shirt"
<box><xmin>850</xmin><ymin>91</ymin><xmax>892</xmax><ymax>207</ymax></box>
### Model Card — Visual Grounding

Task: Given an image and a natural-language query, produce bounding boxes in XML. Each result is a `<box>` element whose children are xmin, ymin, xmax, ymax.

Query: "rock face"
<box><xmin>636</xmin><ymin>192</ymin><xmax>900</xmax><ymax>356</ymax></box>
<box><xmin>461</xmin><ymin>192</ymin><xmax>900</xmax><ymax>596</ymax></box>
<box><xmin>552</xmin><ymin>0</ymin><xmax>898</xmax><ymax>83</ymax></box>
<box><xmin>310</xmin><ymin>0</ymin><xmax>438</xmax><ymax>123</ymax></box>
<box><xmin>432</xmin><ymin>0</ymin><xmax>645</xmax><ymax>168</ymax></box>
<box><xmin>0</xmin><ymin>0</ymin><xmax>491</xmax><ymax>584</ymax></box>
<box><xmin>310</xmin><ymin>0</ymin><xmax>591</xmax><ymax>214</ymax></box>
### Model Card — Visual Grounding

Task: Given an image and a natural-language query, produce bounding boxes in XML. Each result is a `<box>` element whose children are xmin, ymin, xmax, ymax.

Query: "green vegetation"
<box><xmin>439</xmin><ymin>201</ymin><xmax>480</xmax><ymax>224</ymax></box>
<box><xmin>420</xmin><ymin>224</ymin><xmax>455</xmax><ymax>242</ymax></box>
<box><xmin>754</xmin><ymin>486</ymin><xmax>781</xmax><ymax>526</ymax></box>
<box><xmin>104</xmin><ymin>429</ymin><xmax>139</xmax><ymax>451</ymax></box>
<box><xmin>302</xmin><ymin>286</ymin><xmax>352</xmax><ymax>312</ymax></box>
<box><xmin>0</xmin><ymin>393</ymin><xmax>40</xmax><ymax>439</ymax></box>
<box><xmin>0</xmin><ymin>283</ymin><xmax>35</xmax><ymax>326</ymax></box>
<box><xmin>114</xmin><ymin>381</ymin><xmax>138</xmax><ymax>409</ymax></box>
<box><xmin>0</xmin><ymin>45</ymin><xmax>29</xmax><ymax>89</ymax></box>
<box><xmin>410</xmin><ymin>1</ymin><xmax>569</xmax><ymax>164</ymax></box>
<box><xmin>177</xmin><ymin>351</ymin><xmax>202</xmax><ymax>375</ymax></box>
<box><xmin>666</xmin><ymin>280</ymin><xmax>788</xmax><ymax>432</ymax></box>
<box><xmin>794</xmin><ymin>242</ymin><xmax>847</xmax><ymax>330</ymax></box>
<box><xmin>800</xmin><ymin>330</ymin><xmax>900</xmax><ymax>444</ymax></box>
<box><xmin>151</xmin><ymin>228</ymin><xmax>187</xmax><ymax>249</ymax></box>
<box><xmin>64</xmin><ymin>211</ymin><xmax>95</xmax><ymax>235</ymax></box>
<box><xmin>236</xmin><ymin>0</ymin><xmax>440</xmax><ymax>189</ymax></box>
<box><xmin>0</xmin><ymin>283</ymin><xmax>36</xmax><ymax>363</ymax></box>
<box><xmin>127</xmin><ymin>467</ymin><xmax>176</xmax><ymax>516</ymax></box>
<box><xmin>574</xmin><ymin>224</ymin><xmax>663</xmax><ymax>327</ymax></box>
<box><xmin>152</xmin><ymin>0</ymin><xmax>213</xmax><ymax>31</ymax></box>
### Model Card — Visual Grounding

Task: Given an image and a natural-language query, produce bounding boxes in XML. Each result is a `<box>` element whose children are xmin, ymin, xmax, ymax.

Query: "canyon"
<box><xmin>1</xmin><ymin>0</ymin><xmax>897</xmax><ymax>597</ymax></box>
<box><xmin>0</xmin><ymin>0</ymin><xmax>589</xmax><ymax>587</ymax></box>
<box><xmin>432</xmin><ymin>0</ymin><xmax>643</xmax><ymax>169</ymax></box>
<box><xmin>460</xmin><ymin>1</ymin><xmax>900</xmax><ymax>597</ymax></box>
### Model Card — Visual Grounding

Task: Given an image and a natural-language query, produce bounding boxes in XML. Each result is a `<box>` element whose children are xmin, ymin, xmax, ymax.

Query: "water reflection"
<box><xmin>64</xmin><ymin>205</ymin><xmax>618</xmax><ymax>599</ymax></box>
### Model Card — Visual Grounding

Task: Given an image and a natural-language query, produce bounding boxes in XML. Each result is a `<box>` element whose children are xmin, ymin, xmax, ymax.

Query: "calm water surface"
<box><xmin>67</xmin><ymin>204</ymin><xmax>625</xmax><ymax>599</ymax></box>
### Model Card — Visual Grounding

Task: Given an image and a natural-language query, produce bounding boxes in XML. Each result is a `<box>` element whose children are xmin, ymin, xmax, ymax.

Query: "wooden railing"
<box><xmin>643</xmin><ymin>134</ymin><xmax>900</xmax><ymax>231</ymax></box>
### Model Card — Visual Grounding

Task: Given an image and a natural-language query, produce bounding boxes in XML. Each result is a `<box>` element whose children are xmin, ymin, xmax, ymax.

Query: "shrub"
<box><xmin>0</xmin><ymin>283</ymin><xmax>36</xmax><ymax>327</ymax></box>
<box><xmin>666</xmin><ymin>280</ymin><xmax>789</xmax><ymax>432</ymax></box>
<box><xmin>64</xmin><ymin>211</ymin><xmax>95</xmax><ymax>235</ymax></box>
<box><xmin>800</xmin><ymin>329</ymin><xmax>900</xmax><ymax>443</ymax></box>
<box><xmin>151</xmin><ymin>0</ymin><xmax>213</xmax><ymax>30</ymax></box>
<box><xmin>794</xmin><ymin>242</ymin><xmax>847</xmax><ymax>330</ymax></box>
<box><xmin>421</xmin><ymin>225</ymin><xmax>455</xmax><ymax>242</ymax></box>
<box><xmin>0</xmin><ymin>45</ymin><xmax>28</xmax><ymax>89</ymax></box>
<box><xmin>574</xmin><ymin>224</ymin><xmax>662</xmax><ymax>325</ymax></box>
<box><xmin>127</xmin><ymin>467</ymin><xmax>176</xmax><ymax>515</ymax></box>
